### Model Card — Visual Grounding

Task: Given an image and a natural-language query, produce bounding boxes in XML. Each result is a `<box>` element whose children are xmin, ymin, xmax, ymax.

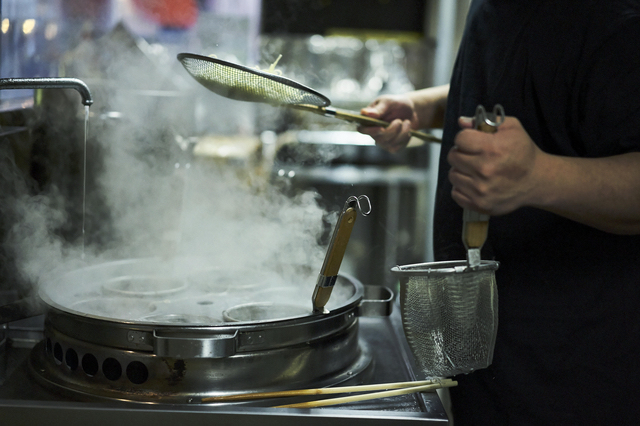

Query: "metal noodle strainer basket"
<box><xmin>177</xmin><ymin>52</ymin><xmax>330</xmax><ymax>107</ymax></box>
<box><xmin>391</xmin><ymin>260</ymin><xmax>499</xmax><ymax>378</ymax></box>
<box><xmin>177</xmin><ymin>53</ymin><xmax>440</xmax><ymax>143</ymax></box>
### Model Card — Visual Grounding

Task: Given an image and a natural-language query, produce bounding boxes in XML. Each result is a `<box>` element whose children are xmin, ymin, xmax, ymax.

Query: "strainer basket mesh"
<box><xmin>396</xmin><ymin>261</ymin><xmax>498</xmax><ymax>377</ymax></box>
<box><xmin>178</xmin><ymin>53</ymin><xmax>330</xmax><ymax>107</ymax></box>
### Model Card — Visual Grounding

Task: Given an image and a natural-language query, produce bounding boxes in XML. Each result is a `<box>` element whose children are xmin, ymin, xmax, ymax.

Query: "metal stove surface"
<box><xmin>0</xmin><ymin>301</ymin><xmax>449</xmax><ymax>425</ymax></box>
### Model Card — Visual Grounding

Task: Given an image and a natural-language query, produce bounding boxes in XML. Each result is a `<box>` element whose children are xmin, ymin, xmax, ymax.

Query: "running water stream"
<box><xmin>0</xmin><ymin>78</ymin><xmax>93</xmax><ymax>262</ymax></box>
<box><xmin>82</xmin><ymin>105</ymin><xmax>89</xmax><ymax>259</ymax></box>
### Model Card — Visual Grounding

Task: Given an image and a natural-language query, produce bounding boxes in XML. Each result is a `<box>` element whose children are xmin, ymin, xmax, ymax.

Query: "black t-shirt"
<box><xmin>434</xmin><ymin>1</ymin><xmax>640</xmax><ymax>424</ymax></box>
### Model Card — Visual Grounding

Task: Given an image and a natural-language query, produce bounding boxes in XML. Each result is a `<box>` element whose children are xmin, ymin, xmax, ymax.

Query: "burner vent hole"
<box><xmin>53</xmin><ymin>343</ymin><xmax>63</xmax><ymax>365</ymax></box>
<box><xmin>65</xmin><ymin>349</ymin><xmax>79</xmax><ymax>371</ymax></box>
<box><xmin>82</xmin><ymin>353</ymin><xmax>99</xmax><ymax>377</ymax></box>
<box><xmin>126</xmin><ymin>361</ymin><xmax>149</xmax><ymax>385</ymax></box>
<box><xmin>45</xmin><ymin>338</ymin><xmax>52</xmax><ymax>354</ymax></box>
<box><xmin>103</xmin><ymin>358</ymin><xmax>122</xmax><ymax>381</ymax></box>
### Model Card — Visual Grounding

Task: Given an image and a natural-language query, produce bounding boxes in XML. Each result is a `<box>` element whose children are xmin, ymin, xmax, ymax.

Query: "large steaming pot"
<box><xmin>29</xmin><ymin>258</ymin><xmax>392</xmax><ymax>403</ymax></box>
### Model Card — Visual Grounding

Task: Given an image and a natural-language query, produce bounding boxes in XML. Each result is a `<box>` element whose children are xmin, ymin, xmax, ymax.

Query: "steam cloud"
<box><xmin>4</xmin><ymin>29</ymin><xmax>331</xmax><ymax>312</ymax></box>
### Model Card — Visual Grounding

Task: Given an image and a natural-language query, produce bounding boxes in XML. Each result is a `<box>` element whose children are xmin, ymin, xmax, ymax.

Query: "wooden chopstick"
<box><xmin>274</xmin><ymin>379</ymin><xmax>458</xmax><ymax>408</ymax></box>
<box><xmin>201</xmin><ymin>379</ymin><xmax>443</xmax><ymax>403</ymax></box>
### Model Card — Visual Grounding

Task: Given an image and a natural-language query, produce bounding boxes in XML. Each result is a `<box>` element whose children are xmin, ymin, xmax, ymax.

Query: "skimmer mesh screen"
<box><xmin>395</xmin><ymin>261</ymin><xmax>498</xmax><ymax>378</ymax></box>
<box><xmin>178</xmin><ymin>53</ymin><xmax>330</xmax><ymax>107</ymax></box>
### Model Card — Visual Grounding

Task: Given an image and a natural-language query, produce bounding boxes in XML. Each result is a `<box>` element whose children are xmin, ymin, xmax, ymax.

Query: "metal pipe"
<box><xmin>0</xmin><ymin>77</ymin><xmax>93</xmax><ymax>106</ymax></box>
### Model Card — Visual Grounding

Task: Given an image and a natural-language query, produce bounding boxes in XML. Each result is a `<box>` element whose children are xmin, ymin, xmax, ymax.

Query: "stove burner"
<box><xmin>30</xmin><ymin>318</ymin><xmax>371</xmax><ymax>403</ymax></box>
<box><xmin>23</xmin><ymin>258</ymin><xmax>392</xmax><ymax>404</ymax></box>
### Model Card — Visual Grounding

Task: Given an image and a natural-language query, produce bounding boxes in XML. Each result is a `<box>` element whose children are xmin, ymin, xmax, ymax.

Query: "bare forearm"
<box><xmin>407</xmin><ymin>84</ymin><xmax>449</xmax><ymax>129</ymax></box>
<box><xmin>358</xmin><ymin>84</ymin><xmax>450</xmax><ymax>152</ymax></box>
<box><xmin>530</xmin><ymin>151</ymin><xmax>640</xmax><ymax>234</ymax></box>
<box><xmin>450</xmin><ymin>117</ymin><xmax>640</xmax><ymax>235</ymax></box>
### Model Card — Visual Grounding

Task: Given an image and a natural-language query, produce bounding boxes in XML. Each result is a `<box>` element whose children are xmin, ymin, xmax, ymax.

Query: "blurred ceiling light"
<box><xmin>45</xmin><ymin>23</ymin><xmax>58</xmax><ymax>40</ymax></box>
<box><xmin>22</xmin><ymin>19</ymin><xmax>36</xmax><ymax>35</ymax></box>
<box><xmin>1</xmin><ymin>19</ymin><xmax>10</xmax><ymax>34</ymax></box>
<box><xmin>367</xmin><ymin>76</ymin><xmax>384</xmax><ymax>93</ymax></box>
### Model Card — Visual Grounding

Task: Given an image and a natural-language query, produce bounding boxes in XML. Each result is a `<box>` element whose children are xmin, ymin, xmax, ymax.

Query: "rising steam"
<box><xmin>5</xmin><ymin>27</ymin><xmax>330</xmax><ymax>310</ymax></box>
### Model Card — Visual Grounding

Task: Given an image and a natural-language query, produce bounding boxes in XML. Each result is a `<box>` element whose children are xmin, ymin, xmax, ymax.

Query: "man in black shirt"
<box><xmin>360</xmin><ymin>1</ymin><xmax>640</xmax><ymax>424</ymax></box>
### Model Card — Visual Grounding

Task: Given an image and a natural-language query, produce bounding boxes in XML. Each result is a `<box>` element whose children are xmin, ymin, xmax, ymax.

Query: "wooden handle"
<box><xmin>289</xmin><ymin>104</ymin><xmax>442</xmax><ymax>143</ymax></box>
<box><xmin>332</xmin><ymin>108</ymin><xmax>442</xmax><ymax>143</ymax></box>
<box><xmin>462</xmin><ymin>105</ymin><xmax>503</xmax><ymax>252</ymax></box>
<box><xmin>322</xmin><ymin>207</ymin><xmax>357</xmax><ymax>277</ymax></box>
<box><xmin>463</xmin><ymin>219</ymin><xmax>489</xmax><ymax>249</ymax></box>
<box><xmin>463</xmin><ymin>209</ymin><xmax>489</xmax><ymax>250</ymax></box>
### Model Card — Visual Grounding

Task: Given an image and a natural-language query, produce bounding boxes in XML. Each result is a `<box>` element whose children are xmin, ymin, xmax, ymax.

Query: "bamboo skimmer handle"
<box><xmin>290</xmin><ymin>104</ymin><xmax>442</xmax><ymax>143</ymax></box>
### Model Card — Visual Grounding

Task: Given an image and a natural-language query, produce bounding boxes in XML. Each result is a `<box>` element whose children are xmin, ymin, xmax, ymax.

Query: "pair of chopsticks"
<box><xmin>201</xmin><ymin>378</ymin><xmax>457</xmax><ymax>408</ymax></box>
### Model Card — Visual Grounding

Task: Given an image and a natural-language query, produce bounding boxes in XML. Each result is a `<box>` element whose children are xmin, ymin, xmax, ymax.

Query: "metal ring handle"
<box><xmin>475</xmin><ymin>104</ymin><xmax>505</xmax><ymax>129</ymax></box>
<box><xmin>345</xmin><ymin>195</ymin><xmax>372</xmax><ymax>216</ymax></box>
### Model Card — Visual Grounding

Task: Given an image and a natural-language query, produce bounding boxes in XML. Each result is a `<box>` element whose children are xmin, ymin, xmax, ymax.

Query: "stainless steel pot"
<box><xmin>28</xmin><ymin>258</ymin><xmax>393</xmax><ymax>403</ymax></box>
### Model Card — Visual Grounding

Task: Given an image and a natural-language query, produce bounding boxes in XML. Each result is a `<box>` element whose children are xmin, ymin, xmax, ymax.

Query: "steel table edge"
<box><xmin>0</xmin><ymin>399</ymin><xmax>449</xmax><ymax>425</ymax></box>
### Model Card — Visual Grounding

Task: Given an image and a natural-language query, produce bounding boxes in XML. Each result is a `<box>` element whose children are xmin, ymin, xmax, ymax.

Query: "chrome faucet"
<box><xmin>0</xmin><ymin>77</ymin><xmax>93</xmax><ymax>106</ymax></box>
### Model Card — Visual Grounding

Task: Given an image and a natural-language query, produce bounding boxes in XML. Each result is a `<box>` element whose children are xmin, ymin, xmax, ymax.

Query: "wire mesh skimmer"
<box><xmin>177</xmin><ymin>52</ymin><xmax>440</xmax><ymax>143</ymax></box>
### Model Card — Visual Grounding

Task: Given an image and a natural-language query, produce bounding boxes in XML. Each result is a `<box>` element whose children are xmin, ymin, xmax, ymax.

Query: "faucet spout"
<box><xmin>0</xmin><ymin>77</ymin><xmax>93</xmax><ymax>106</ymax></box>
